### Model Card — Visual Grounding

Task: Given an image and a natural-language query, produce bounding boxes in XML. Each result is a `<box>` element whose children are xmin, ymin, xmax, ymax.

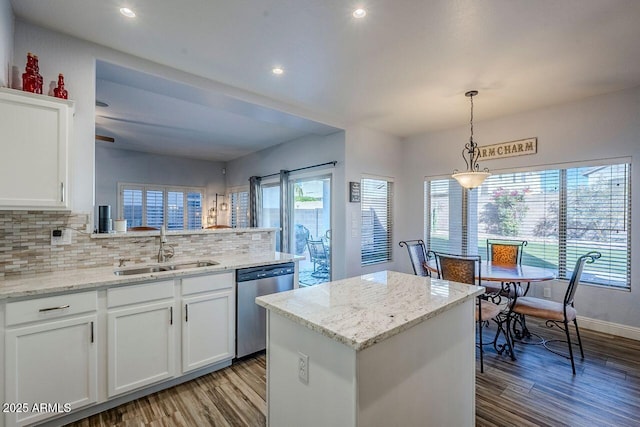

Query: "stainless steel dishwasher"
<box><xmin>236</xmin><ymin>262</ymin><xmax>295</xmax><ymax>358</ymax></box>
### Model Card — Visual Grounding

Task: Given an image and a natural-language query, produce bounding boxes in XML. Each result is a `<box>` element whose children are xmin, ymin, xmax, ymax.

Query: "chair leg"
<box><xmin>573</xmin><ymin>318</ymin><xmax>585</xmax><ymax>359</ymax></box>
<box><xmin>478</xmin><ymin>298</ymin><xmax>484</xmax><ymax>373</ymax></box>
<box><xmin>564</xmin><ymin>320</ymin><xmax>576</xmax><ymax>375</ymax></box>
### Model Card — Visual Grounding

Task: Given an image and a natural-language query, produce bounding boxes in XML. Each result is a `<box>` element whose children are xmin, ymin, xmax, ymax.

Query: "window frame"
<box><xmin>424</xmin><ymin>158</ymin><xmax>632</xmax><ymax>290</ymax></box>
<box><xmin>118</xmin><ymin>182</ymin><xmax>205</xmax><ymax>230</ymax></box>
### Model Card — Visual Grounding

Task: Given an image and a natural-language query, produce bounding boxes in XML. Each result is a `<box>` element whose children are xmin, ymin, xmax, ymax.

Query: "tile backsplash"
<box><xmin>0</xmin><ymin>211</ymin><xmax>275</xmax><ymax>278</ymax></box>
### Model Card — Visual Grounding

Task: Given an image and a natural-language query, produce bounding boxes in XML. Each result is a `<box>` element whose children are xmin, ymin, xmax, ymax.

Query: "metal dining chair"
<box><xmin>433</xmin><ymin>252</ymin><xmax>501</xmax><ymax>373</ymax></box>
<box><xmin>398</xmin><ymin>240</ymin><xmax>431</xmax><ymax>277</ymax></box>
<box><xmin>485</xmin><ymin>239</ymin><xmax>529</xmax><ymax>301</ymax></box>
<box><xmin>507</xmin><ymin>251</ymin><xmax>601</xmax><ymax>374</ymax></box>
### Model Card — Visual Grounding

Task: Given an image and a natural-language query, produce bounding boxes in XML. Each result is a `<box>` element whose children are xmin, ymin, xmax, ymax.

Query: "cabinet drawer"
<box><xmin>181</xmin><ymin>272</ymin><xmax>234</xmax><ymax>296</ymax></box>
<box><xmin>6</xmin><ymin>291</ymin><xmax>97</xmax><ymax>326</ymax></box>
<box><xmin>108</xmin><ymin>280</ymin><xmax>175</xmax><ymax>308</ymax></box>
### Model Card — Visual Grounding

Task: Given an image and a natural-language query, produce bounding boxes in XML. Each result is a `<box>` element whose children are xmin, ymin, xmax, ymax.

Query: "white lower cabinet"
<box><xmin>107</xmin><ymin>281</ymin><xmax>176</xmax><ymax>397</ymax></box>
<box><xmin>2</xmin><ymin>270</ymin><xmax>238</xmax><ymax>425</ymax></box>
<box><xmin>4</xmin><ymin>292</ymin><xmax>98</xmax><ymax>427</ymax></box>
<box><xmin>181</xmin><ymin>273</ymin><xmax>235</xmax><ymax>372</ymax></box>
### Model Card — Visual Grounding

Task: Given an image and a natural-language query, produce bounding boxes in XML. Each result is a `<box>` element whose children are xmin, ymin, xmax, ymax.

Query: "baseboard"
<box><xmin>577</xmin><ymin>315</ymin><xmax>640</xmax><ymax>341</ymax></box>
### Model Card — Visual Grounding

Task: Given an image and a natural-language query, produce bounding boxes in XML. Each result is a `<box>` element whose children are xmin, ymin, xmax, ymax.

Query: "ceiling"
<box><xmin>11</xmin><ymin>0</ymin><xmax>640</xmax><ymax>158</ymax></box>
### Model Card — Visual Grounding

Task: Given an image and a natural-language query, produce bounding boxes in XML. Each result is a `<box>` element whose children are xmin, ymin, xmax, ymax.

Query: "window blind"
<box><xmin>187</xmin><ymin>192</ymin><xmax>202</xmax><ymax>229</ymax></box>
<box><xmin>562</xmin><ymin>164</ymin><xmax>630</xmax><ymax>287</ymax></box>
<box><xmin>146</xmin><ymin>190</ymin><xmax>164</xmax><ymax>228</ymax></box>
<box><xmin>231</xmin><ymin>191</ymin><xmax>249</xmax><ymax>228</ymax></box>
<box><xmin>167</xmin><ymin>191</ymin><xmax>184</xmax><ymax>230</ymax></box>
<box><xmin>425</xmin><ymin>161</ymin><xmax>631</xmax><ymax>289</ymax></box>
<box><xmin>122</xmin><ymin>188</ymin><xmax>143</xmax><ymax>227</ymax></box>
<box><xmin>361</xmin><ymin>178</ymin><xmax>393</xmax><ymax>266</ymax></box>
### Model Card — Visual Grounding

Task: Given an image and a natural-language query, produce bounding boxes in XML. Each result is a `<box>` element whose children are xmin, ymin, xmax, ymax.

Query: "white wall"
<box><xmin>95</xmin><ymin>145</ymin><xmax>226</xmax><ymax>225</ymax></box>
<box><xmin>399</xmin><ymin>87</ymin><xmax>640</xmax><ymax>328</ymax></box>
<box><xmin>226</xmin><ymin>131</ymin><xmax>347</xmax><ymax>277</ymax></box>
<box><xmin>344</xmin><ymin>126</ymin><xmax>403</xmax><ymax>278</ymax></box>
<box><xmin>12</xmin><ymin>20</ymin><xmax>343</xmax><ymax>214</ymax></box>
<box><xmin>0</xmin><ymin>0</ymin><xmax>14</xmax><ymax>87</ymax></box>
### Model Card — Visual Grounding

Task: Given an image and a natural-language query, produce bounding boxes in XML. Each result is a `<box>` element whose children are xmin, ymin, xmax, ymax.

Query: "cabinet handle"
<box><xmin>39</xmin><ymin>304</ymin><xmax>70</xmax><ymax>312</ymax></box>
<box><xmin>185</xmin><ymin>304</ymin><xmax>189</xmax><ymax>322</ymax></box>
<box><xmin>60</xmin><ymin>182</ymin><xmax>65</xmax><ymax>203</ymax></box>
<box><xmin>90</xmin><ymin>321</ymin><xmax>94</xmax><ymax>343</ymax></box>
<box><xmin>170</xmin><ymin>306</ymin><xmax>173</xmax><ymax>325</ymax></box>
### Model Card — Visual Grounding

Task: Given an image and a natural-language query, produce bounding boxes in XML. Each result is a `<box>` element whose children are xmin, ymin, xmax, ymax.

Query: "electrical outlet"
<box><xmin>298</xmin><ymin>351</ymin><xmax>309</xmax><ymax>384</ymax></box>
<box><xmin>543</xmin><ymin>288</ymin><xmax>551</xmax><ymax>298</ymax></box>
<box><xmin>51</xmin><ymin>229</ymin><xmax>72</xmax><ymax>245</ymax></box>
<box><xmin>252</xmin><ymin>233</ymin><xmax>261</xmax><ymax>241</ymax></box>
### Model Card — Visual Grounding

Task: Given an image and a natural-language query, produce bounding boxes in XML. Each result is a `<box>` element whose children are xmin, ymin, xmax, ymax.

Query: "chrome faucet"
<box><xmin>158</xmin><ymin>225</ymin><xmax>174</xmax><ymax>263</ymax></box>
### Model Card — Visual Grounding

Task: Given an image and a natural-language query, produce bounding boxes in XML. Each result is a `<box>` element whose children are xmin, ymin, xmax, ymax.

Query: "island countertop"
<box><xmin>255</xmin><ymin>270</ymin><xmax>484</xmax><ymax>351</ymax></box>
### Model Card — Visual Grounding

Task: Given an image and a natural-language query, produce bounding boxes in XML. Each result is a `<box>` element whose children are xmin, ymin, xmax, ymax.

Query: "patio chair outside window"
<box><xmin>307</xmin><ymin>239</ymin><xmax>329</xmax><ymax>278</ymax></box>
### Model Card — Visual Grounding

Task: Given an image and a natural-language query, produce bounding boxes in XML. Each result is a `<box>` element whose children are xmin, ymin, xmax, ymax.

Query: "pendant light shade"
<box><xmin>452</xmin><ymin>90</ymin><xmax>490</xmax><ymax>189</ymax></box>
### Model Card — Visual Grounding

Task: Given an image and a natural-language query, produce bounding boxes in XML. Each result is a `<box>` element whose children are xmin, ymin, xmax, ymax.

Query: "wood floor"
<box><xmin>68</xmin><ymin>319</ymin><xmax>640</xmax><ymax>427</ymax></box>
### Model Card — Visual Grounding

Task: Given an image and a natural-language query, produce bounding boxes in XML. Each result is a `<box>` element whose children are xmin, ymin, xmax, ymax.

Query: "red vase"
<box><xmin>21</xmin><ymin>53</ymin><xmax>37</xmax><ymax>93</ymax></box>
<box><xmin>33</xmin><ymin>55</ymin><xmax>43</xmax><ymax>94</ymax></box>
<box><xmin>53</xmin><ymin>74</ymin><xmax>68</xmax><ymax>99</ymax></box>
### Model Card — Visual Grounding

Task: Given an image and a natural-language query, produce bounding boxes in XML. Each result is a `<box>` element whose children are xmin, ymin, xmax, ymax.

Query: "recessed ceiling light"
<box><xmin>119</xmin><ymin>7</ymin><xmax>136</xmax><ymax>18</ymax></box>
<box><xmin>353</xmin><ymin>8</ymin><xmax>367</xmax><ymax>18</ymax></box>
<box><xmin>272</xmin><ymin>67</ymin><xmax>284</xmax><ymax>75</ymax></box>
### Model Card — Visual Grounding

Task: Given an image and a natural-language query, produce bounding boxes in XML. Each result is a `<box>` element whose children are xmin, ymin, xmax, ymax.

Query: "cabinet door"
<box><xmin>182</xmin><ymin>288</ymin><xmax>235</xmax><ymax>373</ymax></box>
<box><xmin>5</xmin><ymin>315</ymin><xmax>97</xmax><ymax>427</ymax></box>
<box><xmin>0</xmin><ymin>88</ymin><xmax>73</xmax><ymax>209</ymax></box>
<box><xmin>107</xmin><ymin>300</ymin><xmax>175</xmax><ymax>397</ymax></box>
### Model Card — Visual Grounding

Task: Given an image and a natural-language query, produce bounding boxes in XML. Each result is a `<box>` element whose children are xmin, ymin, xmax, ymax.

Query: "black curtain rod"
<box><xmin>258</xmin><ymin>161</ymin><xmax>337</xmax><ymax>179</ymax></box>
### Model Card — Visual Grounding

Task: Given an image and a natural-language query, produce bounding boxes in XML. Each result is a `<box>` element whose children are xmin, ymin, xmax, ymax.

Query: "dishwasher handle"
<box><xmin>236</xmin><ymin>262</ymin><xmax>295</xmax><ymax>282</ymax></box>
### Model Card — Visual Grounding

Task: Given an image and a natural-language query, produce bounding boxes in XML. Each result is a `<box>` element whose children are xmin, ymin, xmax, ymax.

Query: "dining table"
<box><xmin>425</xmin><ymin>258</ymin><xmax>556</xmax><ymax>359</ymax></box>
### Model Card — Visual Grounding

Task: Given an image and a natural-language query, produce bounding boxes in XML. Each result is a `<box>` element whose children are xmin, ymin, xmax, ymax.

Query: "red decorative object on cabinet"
<box><xmin>21</xmin><ymin>52</ymin><xmax>37</xmax><ymax>93</ymax></box>
<box><xmin>33</xmin><ymin>55</ymin><xmax>43</xmax><ymax>94</ymax></box>
<box><xmin>53</xmin><ymin>74</ymin><xmax>68</xmax><ymax>99</ymax></box>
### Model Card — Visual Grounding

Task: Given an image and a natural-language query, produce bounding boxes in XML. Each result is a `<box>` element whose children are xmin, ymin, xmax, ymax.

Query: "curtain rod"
<box><xmin>258</xmin><ymin>161</ymin><xmax>337</xmax><ymax>179</ymax></box>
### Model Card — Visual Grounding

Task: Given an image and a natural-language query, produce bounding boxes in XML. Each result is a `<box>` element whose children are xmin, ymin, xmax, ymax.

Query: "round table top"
<box><xmin>425</xmin><ymin>260</ymin><xmax>556</xmax><ymax>282</ymax></box>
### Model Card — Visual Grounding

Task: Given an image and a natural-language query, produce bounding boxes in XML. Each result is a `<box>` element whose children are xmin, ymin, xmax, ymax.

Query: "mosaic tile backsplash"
<box><xmin>0</xmin><ymin>211</ymin><xmax>275</xmax><ymax>278</ymax></box>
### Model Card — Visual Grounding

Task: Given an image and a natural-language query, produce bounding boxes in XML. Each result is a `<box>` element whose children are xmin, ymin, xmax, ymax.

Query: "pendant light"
<box><xmin>452</xmin><ymin>90</ymin><xmax>490</xmax><ymax>189</ymax></box>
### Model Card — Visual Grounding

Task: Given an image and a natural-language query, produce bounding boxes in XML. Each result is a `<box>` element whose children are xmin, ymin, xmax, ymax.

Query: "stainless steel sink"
<box><xmin>114</xmin><ymin>260</ymin><xmax>218</xmax><ymax>276</ymax></box>
<box><xmin>164</xmin><ymin>260</ymin><xmax>219</xmax><ymax>270</ymax></box>
<box><xmin>113</xmin><ymin>266</ymin><xmax>168</xmax><ymax>276</ymax></box>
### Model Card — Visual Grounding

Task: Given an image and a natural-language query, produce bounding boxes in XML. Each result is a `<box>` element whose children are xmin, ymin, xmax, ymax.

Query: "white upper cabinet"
<box><xmin>0</xmin><ymin>88</ymin><xmax>74</xmax><ymax>210</ymax></box>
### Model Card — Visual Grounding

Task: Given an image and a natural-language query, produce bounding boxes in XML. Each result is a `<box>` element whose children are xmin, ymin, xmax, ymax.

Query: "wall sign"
<box><xmin>349</xmin><ymin>182</ymin><xmax>361</xmax><ymax>203</ymax></box>
<box><xmin>477</xmin><ymin>137</ymin><xmax>537</xmax><ymax>161</ymax></box>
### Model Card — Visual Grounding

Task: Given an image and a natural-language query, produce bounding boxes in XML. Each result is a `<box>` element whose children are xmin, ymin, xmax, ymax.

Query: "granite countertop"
<box><xmin>0</xmin><ymin>252</ymin><xmax>302</xmax><ymax>300</ymax></box>
<box><xmin>256</xmin><ymin>270</ymin><xmax>484</xmax><ymax>351</ymax></box>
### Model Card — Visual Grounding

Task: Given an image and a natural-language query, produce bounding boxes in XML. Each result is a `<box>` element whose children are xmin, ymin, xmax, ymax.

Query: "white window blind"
<box><xmin>122</xmin><ymin>188</ymin><xmax>143</xmax><ymax>228</ymax></box>
<box><xmin>425</xmin><ymin>161</ymin><xmax>631</xmax><ymax>289</ymax></box>
<box><xmin>187</xmin><ymin>192</ymin><xmax>202</xmax><ymax>229</ymax></box>
<box><xmin>231</xmin><ymin>191</ymin><xmax>249</xmax><ymax>228</ymax></box>
<box><xmin>119</xmin><ymin>183</ymin><xmax>204</xmax><ymax>230</ymax></box>
<box><xmin>167</xmin><ymin>191</ymin><xmax>184</xmax><ymax>230</ymax></box>
<box><xmin>361</xmin><ymin>177</ymin><xmax>393</xmax><ymax>266</ymax></box>
<box><xmin>146</xmin><ymin>190</ymin><xmax>164</xmax><ymax>228</ymax></box>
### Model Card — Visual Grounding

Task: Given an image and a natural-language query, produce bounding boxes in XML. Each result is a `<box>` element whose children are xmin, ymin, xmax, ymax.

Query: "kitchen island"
<box><xmin>256</xmin><ymin>270</ymin><xmax>483</xmax><ymax>427</ymax></box>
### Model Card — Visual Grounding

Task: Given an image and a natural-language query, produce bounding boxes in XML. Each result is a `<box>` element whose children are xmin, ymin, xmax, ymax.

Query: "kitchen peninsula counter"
<box><xmin>256</xmin><ymin>270</ymin><xmax>483</xmax><ymax>427</ymax></box>
<box><xmin>0</xmin><ymin>252</ymin><xmax>300</xmax><ymax>300</ymax></box>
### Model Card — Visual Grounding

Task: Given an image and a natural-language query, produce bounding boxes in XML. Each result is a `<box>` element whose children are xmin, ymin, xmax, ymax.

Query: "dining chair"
<box><xmin>507</xmin><ymin>251</ymin><xmax>601</xmax><ymax>374</ymax></box>
<box><xmin>433</xmin><ymin>252</ymin><xmax>501</xmax><ymax>373</ymax></box>
<box><xmin>307</xmin><ymin>239</ymin><xmax>329</xmax><ymax>278</ymax></box>
<box><xmin>398</xmin><ymin>240</ymin><xmax>431</xmax><ymax>277</ymax></box>
<box><xmin>485</xmin><ymin>239</ymin><xmax>529</xmax><ymax>301</ymax></box>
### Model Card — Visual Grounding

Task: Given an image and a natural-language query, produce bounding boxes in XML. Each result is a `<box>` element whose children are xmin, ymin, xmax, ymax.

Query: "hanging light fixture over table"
<box><xmin>452</xmin><ymin>90</ymin><xmax>490</xmax><ymax>189</ymax></box>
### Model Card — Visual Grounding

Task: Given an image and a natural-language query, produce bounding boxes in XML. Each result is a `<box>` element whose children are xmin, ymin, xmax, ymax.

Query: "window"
<box><xmin>230</xmin><ymin>190</ymin><xmax>250</xmax><ymax>228</ymax></box>
<box><xmin>361</xmin><ymin>177</ymin><xmax>393</xmax><ymax>266</ymax></box>
<box><xmin>425</xmin><ymin>161</ymin><xmax>631</xmax><ymax>288</ymax></box>
<box><xmin>118</xmin><ymin>183</ymin><xmax>204</xmax><ymax>230</ymax></box>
